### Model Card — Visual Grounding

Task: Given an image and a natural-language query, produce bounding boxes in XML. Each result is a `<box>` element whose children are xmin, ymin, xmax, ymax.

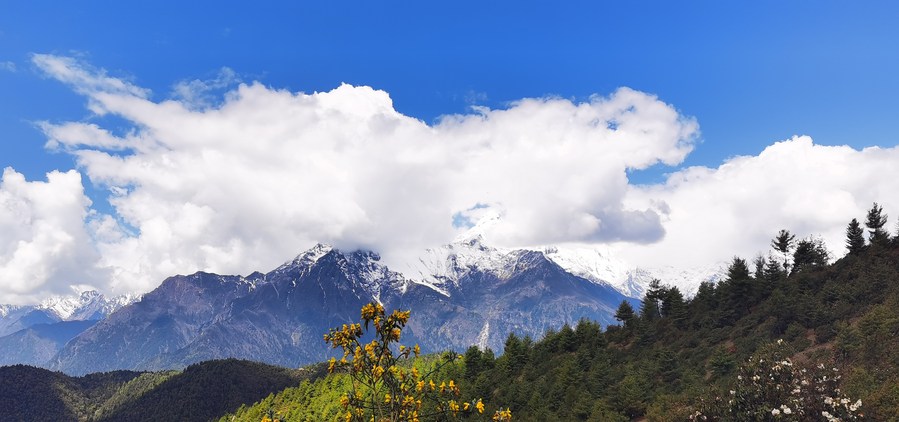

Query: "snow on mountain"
<box><xmin>37</xmin><ymin>290</ymin><xmax>139</xmax><ymax>321</ymax></box>
<box><xmin>402</xmin><ymin>212</ymin><xmax>726</xmax><ymax>299</ymax></box>
<box><xmin>274</xmin><ymin>243</ymin><xmax>334</xmax><ymax>274</ymax></box>
<box><xmin>0</xmin><ymin>304</ymin><xmax>21</xmax><ymax>319</ymax></box>
<box><xmin>542</xmin><ymin>246</ymin><xmax>728</xmax><ymax>298</ymax></box>
<box><xmin>632</xmin><ymin>263</ymin><xmax>729</xmax><ymax>297</ymax></box>
<box><xmin>336</xmin><ymin>250</ymin><xmax>408</xmax><ymax>304</ymax></box>
<box><xmin>541</xmin><ymin>245</ymin><xmax>636</xmax><ymax>295</ymax></box>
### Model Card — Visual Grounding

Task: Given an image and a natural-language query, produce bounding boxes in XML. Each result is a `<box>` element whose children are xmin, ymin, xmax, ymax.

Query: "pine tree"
<box><xmin>660</xmin><ymin>287</ymin><xmax>687</xmax><ymax>327</ymax></box>
<box><xmin>726</xmin><ymin>257</ymin><xmax>751</xmax><ymax>281</ymax></box>
<box><xmin>763</xmin><ymin>256</ymin><xmax>785</xmax><ymax>283</ymax></box>
<box><xmin>771</xmin><ymin>229</ymin><xmax>796</xmax><ymax>273</ymax></box>
<box><xmin>866</xmin><ymin>202</ymin><xmax>890</xmax><ymax>246</ymax></box>
<box><xmin>641</xmin><ymin>279</ymin><xmax>663</xmax><ymax>321</ymax></box>
<box><xmin>615</xmin><ymin>301</ymin><xmax>636</xmax><ymax>329</ymax></box>
<box><xmin>791</xmin><ymin>237</ymin><xmax>829</xmax><ymax>274</ymax></box>
<box><xmin>845</xmin><ymin>218</ymin><xmax>866</xmax><ymax>255</ymax></box>
<box><xmin>752</xmin><ymin>254</ymin><xmax>766</xmax><ymax>280</ymax></box>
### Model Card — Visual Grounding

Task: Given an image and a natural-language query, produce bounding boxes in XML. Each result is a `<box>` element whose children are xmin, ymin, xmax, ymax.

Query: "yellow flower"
<box><xmin>372</xmin><ymin>365</ymin><xmax>384</xmax><ymax>378</ymax></box>
<box><xmin>416</xmin><ymin>380</ymin><xmax>425</xmax><ymax>392</ymax></box>
<box><xmin>476</xmin><ymin>399</ymin><xmax>485</xmax><ymax>414</ymax></box>
<box><xmin>384</xmin><ymin>393</ymin><xmax>392</xmax><ymax>403</ymax></box>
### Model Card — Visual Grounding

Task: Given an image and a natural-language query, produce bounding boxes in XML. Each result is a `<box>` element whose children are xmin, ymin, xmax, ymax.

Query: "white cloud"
<box><xmin>0</xmin><ymin>61</ymin><xmax>15</xmax><ymax>72</ymax></box>
<box><xmin>619</xmin><ymin>136</ymin><xmax>899</xmax><ymax>269</ymax></box>
<box><xmin>26</xmin><ymin>54</ymin><xmax>698</xmax><ymax>296</ymax></box>
<box><xmin>170</xmin><ymin>67</ymin><xmax>241</xmax><ymax>110</ymax></box>
<box><xmin>0</xmin><ymin>168</ymin><xmax>105</xmax><ymax>304</ymax></box>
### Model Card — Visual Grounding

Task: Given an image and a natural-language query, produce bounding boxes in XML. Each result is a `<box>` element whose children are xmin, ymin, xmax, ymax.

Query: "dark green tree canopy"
<box><xmin>640</xmin><ymin>279</ymin><xmax>664</xmax><ymax>321</ymax></box>
<box><xmin>615</xmin><ymin>301</ymin><xmax>636</xmax><ymax>328</ymax></box>
<box><xmin>771</xmin><ymin>229</ymin><xmax>796</xmax><ymax>272</ymax></box>
<box><xmin>846</xmin><ymin>218</ymin><xmax>866</xmax><ymax>255</ymax></box>
<box><xmin>791</xmin><ymin>237</ymin><xmax>829</xmax><ymax>274</ymax></box>
<box><xmin>866</xmin><ymin>202</ymin><xmax>890</xmax><ymax>245</ymax></box>
<box><xmin>726</xmin><ymin>257</ymin><xmax>751</xmax><ymax>282</ymax></box>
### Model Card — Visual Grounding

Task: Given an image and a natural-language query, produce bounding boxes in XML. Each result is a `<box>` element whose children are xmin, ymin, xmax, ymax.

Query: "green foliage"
<box><xmin>771</xmin><ymin>229</ymin><xmax>796</xmax><ymax>272</ymax></box>
<box><xmin>846</xmin><ymin>218</ymin><xmax>866</xmax><ymax>255</ymax></box>
<box><xmin>0</xmin><ymin>360</ymin><xmax>316</xmax><ymax>421</ymax></box>
<box><xmin>322</xmin><ymin>302</ymin><xmax>506</xmax><ymax>421</ymax></box>
<box><xmin>865</xmin><ymin>202</ymin><xmax>890</xmax><ymax>246</ymax></box>
<box><xmin>613</xmin><ymin>300</ymin><xmax>636</xmax><ymax>329</ymax></box>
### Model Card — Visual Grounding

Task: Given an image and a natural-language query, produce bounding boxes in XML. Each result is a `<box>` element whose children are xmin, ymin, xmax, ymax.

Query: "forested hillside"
<box><xmin>226</xmin><ymin>206</ymin><xmax>899</xmax><ymax>421</ymax></box>
<box><xmin>0</xmin><ymin>359</ymin><xmax>323</xmax><ymax>421</ymax></box>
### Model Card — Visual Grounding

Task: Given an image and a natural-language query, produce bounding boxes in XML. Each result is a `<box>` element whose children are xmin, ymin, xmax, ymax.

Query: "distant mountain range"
<box><xmin>0</xmin><ymin>290</ymin><xmax>137</xmax><ymax>367</ymax></box>
<box><xmin>1</xmin><ymin>226</ymin><xmax>723</xmax><ymax>375</ymax></box>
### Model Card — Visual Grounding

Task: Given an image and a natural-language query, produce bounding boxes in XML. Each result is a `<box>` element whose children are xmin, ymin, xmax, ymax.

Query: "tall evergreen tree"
<box><xmin>771</xmin><ymin>229</ymin><xmax>796</xmax><ymax>272</ymax></box>
<box><xmin>726</xmin><ymin>257</ymin><xmax>751</xmax><ymax>281</ymax></box>
<box><xmin>724</xmin><ymin>257</ymin><xmax>754</xmax><ymax>318</ymax></box>
<box><xmin>641</xmin><ymin>279</ymin><xmax>663</xmax><ymax>321</ymax></box>
<box><xmin>660</xmin><ymin>286</ymin><xmax>687</xmax><ymax>327</ymax></box>
<box><xmin>752</xmin><ymin>254</ymin><xmax>766</xmax><ymax>280</ymax></box>
<box><xmin>763</xmin><ymin>256</ymin><xmax>785</xmax><ymax>284</ymax></box>
<box><xmin>846</xmin><ymin>218</ymin><xmax>866</xmax><ymax>255</ymax></box>
<box><xmin>866</xmin><ymin>202</ymin><xmax>890</xmax><ymax>246</ymax></box>
<box><xmin>614</xmin><ymin>301</ymin><xmax>636</xmax><ymax>329</ymax></box>
<box><xmin>791</xmin><ymin>237</ymin><xmax>829</xmax><ymax>274</ymax></box>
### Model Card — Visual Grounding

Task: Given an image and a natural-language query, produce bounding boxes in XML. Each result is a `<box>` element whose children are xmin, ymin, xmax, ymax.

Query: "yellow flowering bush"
<box><xmin>324</xmin><ymin>302</ymin><xmax>511</xmax><ymax>422</ymax></box>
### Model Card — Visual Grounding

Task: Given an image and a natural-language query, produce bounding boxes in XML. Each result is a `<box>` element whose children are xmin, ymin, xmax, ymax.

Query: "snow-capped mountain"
<box><xmin>48</xmin><ymin>242</ymin><xmax>637</xmax><ymax>374</ymax></box>
<box><xmin>7</xmin><ymin>214</ymin><xmax>726</xmax><ymax>374</ymax></box>
<box><xmin>543</xmin><ymin>246</ymin><xmax>728</xmax><ymax>298</ymax></box>
<box><xmin>0</xmin><ymin>290</ymin><xmax>137</xmax><ymax>338</ymax></box>
<box><xmin>38</xmin><ymin>290</ymin><xmax>140</xmax><ymax>321</ymax></box>
<box><xmin>409</xmin><ymin>213</ymin><xmax>725</xmax><ymax>299</ymax></box>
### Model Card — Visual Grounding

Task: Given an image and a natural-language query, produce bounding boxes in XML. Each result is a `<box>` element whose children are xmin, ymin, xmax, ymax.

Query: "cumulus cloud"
<box><xmin>0</xmin><ymin>168</ymin><xmax>105</xmax><ymax>304</ymax></box>
<box><xmin>23</xmin><ymin>54</ymin><xmax>698</xmax><ymax>296</ymax></box>
<box><xmin>619</xmin><ymin>136</ymin><xmax>899</xmax><ymax>269</ymax></box>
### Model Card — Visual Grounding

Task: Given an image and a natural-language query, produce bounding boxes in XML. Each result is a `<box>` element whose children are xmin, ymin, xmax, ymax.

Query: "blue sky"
<box><xmin>3</xmin><ymin>1</ymin><xmax>898</xmax><ymax>182</ymax></box>
<box><xmin>2</xmin><ymin>1</ymin><xmax>899</xmax><ymax>302</ymax></box>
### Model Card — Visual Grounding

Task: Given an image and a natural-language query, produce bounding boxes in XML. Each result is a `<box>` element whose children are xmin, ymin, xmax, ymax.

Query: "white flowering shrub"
<box><xmin>692</xmin><ymin>340</ymin><xmax>864</xmax><ymax>421</ymax></box>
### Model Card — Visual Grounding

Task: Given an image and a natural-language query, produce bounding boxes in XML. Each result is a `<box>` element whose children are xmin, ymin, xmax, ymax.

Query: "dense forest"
<box><xmin>4</xmin><ymin>204</ymin><xmax>899</xmax><ymax>421</ymax></box>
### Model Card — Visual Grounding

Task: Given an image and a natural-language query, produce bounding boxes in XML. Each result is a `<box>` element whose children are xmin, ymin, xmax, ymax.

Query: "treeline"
<box><xmin>0</xmin><ymin>359</ymin><xmax>321</xmax><ymax>421</ymax></box>
<box><xmin>452</xmin><ymin>202</ymin><xmax>899</xmax><ymax>420</ymax></box>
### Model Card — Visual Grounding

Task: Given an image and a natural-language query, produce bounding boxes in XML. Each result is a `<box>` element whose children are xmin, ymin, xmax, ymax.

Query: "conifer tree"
<box><xmin>865</xmin><ymin>202</ymin><xmax>890</xmax><ymax>246</ymax></box>
<box><xmin>615</xmin><ymin>301</ymin><xmax>636</xmax><ymax>329</ymax></box>
<box><xmin>660</xmin><ymin>287</ymin><xmax>687</xmax><ymax>327</ymax></box>
<box><xmin>771</xmin><ymin>229</ymin><xmax>796</xmax><ymax>273</ymax></box>
<box><xmin>791</xmin><ymin>237</ymin><xmax>829</xmax><ymax>274</ymax></box>
<box><xmin>845</xmin><ymin>218</ymin><xmax>866</xmax><ymax>255</ymax></box>
<box><xmin>752</xmin><ymin>254</ymin><xmax>766</xmax><ymax>280</ymax></box>
<box><xmin>641</xmin><ymin>279</ymin><xmax>663</xmax><ymax>321</ymax></box>
<box><xmin>726</xmin><ymin>257</ymin><xmax>751</xmax><ymax>281</ymax></box>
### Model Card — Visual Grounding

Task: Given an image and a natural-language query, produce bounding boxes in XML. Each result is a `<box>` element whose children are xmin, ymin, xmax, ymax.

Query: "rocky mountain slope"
<box><xmin>49</xmin><ymin>241</ymin><xmax>639</xmax><ymax>374</ymax></box>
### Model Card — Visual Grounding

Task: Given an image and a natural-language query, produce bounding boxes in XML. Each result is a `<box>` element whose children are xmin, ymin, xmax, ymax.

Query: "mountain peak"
<box><xmin>278</xmin><ymin>243</ymin><xmax>334</xmax><ymax>271</ymax></box>
<box><xmin>36</xmin><ymin>290</ymin><xmax>136</xmax><ymax>321</ymax></box>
